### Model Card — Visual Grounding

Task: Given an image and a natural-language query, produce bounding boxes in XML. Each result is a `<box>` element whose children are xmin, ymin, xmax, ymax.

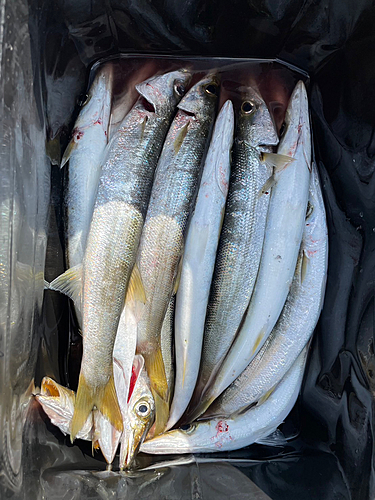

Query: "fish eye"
<box><xmin>205</xmin><ymin>83</ymin><xmax>218</xmax><ymax>96</ymax></box>
<box><xmin>174</xmin><ymin>83</ymin><xmax>185</xmax><ymax>97</ymax></box>
<box><xmin>135</xmin><ymin>400</ymin><xmax>151</xmax><ymax>418</ymax></box>
<box><xmin>180</xmin><ymin>424</ymin><xmax>196</xmax><ymax>434</ymax></box>
<box><xmin>241</xmin><ymin>100</ymin><xmax>255</xmax><ymax>114</ymax></box>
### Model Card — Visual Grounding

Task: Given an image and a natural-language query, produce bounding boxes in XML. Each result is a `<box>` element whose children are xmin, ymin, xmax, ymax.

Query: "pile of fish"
<box><xmin>36</xmin><ymin>63</ymin><xmax>328</xmax><ymax>469</ymax></box>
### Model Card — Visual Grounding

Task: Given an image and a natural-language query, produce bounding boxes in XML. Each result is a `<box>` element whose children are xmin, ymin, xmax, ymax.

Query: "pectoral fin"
<box><xmin>260</xmin><ymin>152</ymin><xmax>295</xmax><ymax>172</ymax></box>
<box><xmin>301</xmin><ymin>249</ymin><xmax>310</xmax><ymax>284</ymax></box>
<box><xmin>125</xmin><ymin>263</ymin><xmax>146</xmax><ymax>304</ymax></box>
<box><xmin>49</xmin><ymin>264</ymin><xmax>83</xmax><ymax>311</ymax></box>
<box><xmin>257</xmin><ymin>175</ymin><xmax>275</xmax><ymax>198</ymax></box>
<box><xmin>61</xmin><ymin>139</ymin><xmax>76</xmax><ymax>169</ymax></box>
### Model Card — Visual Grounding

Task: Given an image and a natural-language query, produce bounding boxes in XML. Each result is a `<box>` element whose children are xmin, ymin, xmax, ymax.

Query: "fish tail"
<box><xmin>146</xmin><ymin>347</ymin><xmax>169</xmax><ymax>435</ymax></box>
<box><xmin>71</xmin><ymin>373</ymin><xmax>123</xmax><ymax>441</ymax></box>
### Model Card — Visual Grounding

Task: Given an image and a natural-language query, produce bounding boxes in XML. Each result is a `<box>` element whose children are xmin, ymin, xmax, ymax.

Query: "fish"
<box><xmin>188</xmin><ymin>87</ymin><xmax>281</xmax><ymax>416</ymax></box>
<box><xmin>50</xmin><ymin>69</ymin><xmax>191</xmax><ymax>439</ymax></box>
<box><xmin>140</xmin><ymin>348</ymin><xmax>307</xmax><ymax>454</ymax></box>
<box><xmin>133</xmin><ymin>74</ymin><xmax>220</xmax><ymax>436</ymax></box>
<box><xmin>119</xmin><ymin>354</ymin><xmax>155</xmax><ymax>469</ymax></box>
<box><xmin>108</xmin><ymin>62</ymin><xmax>157</xmax><ymax>141</ymax></box>
<box><xmin>203</xmin><ymin>163</ymin><xmax>328</xmax><ymax>419</ymax></box>
<box><xmin>35</xmin><ymin>377</ymin><xmax>93</xmax><ymax>441</ymax></box>
<box><xmin>61</xmin><ymin>64</ymin><xmax>113</xmax><ymax>271</ymax></box>
<box><xmin>189</xmin><ymin>80</ymin><xmax>311</xmax><ymax>420</ymax></box>
<box><xmin>93</xmin><ymin>304</ymin><xmax>138</xmax><ymax>463</ymax></box>
<box><xmin>35</xmin><ymin>302</ymin><xmax>174</xmax><ymax>466</ymax></box>
<box><xmin>35</xmin><ymin>324</ymin><xmax>154</xmax><ymax>467</ymax></box>
<box><xmin>36</xmin><ymin>304</ymin><xmax>138</xmax><ymax>463</ymax></box>
<box><xmin>167</xmin><ymin>100</ymin><xmax>234</xmax><ymax>430</ymax></box>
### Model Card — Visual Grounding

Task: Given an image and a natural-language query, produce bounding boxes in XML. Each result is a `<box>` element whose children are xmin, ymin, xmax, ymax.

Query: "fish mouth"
<box><xmin>120</xmin><ymin>421</ymin><xmax>153</xmax><ymax>470</ymax></box>
<box><xmin>41</xmin><ymin>377</ymin><xmax>62</xmax><ymax>398</ymax></box>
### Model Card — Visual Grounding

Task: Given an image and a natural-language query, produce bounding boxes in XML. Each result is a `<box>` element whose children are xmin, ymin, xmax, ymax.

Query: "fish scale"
<box><xmin>192</xmin><ymin>81</ymin><xmax>311</xmax><ymax>420</ymax></box>
<box><xmin>141</xmin><ymin>348</ymin><xmax>307</xmax><ymax>454</ymax></box>
<box><xmin>204</xmin><ymin>163</ymin><xmax>328</xmax><ymax>419</ymax></box>
<box><xmin>167</xmin><ymin>100</ymin><xmax>234</xmax><ymax>431</ymax></box>
<box><xmin>65</xmin><ymin>69</ymin><xmax>191</xmax><ymax>439</ymax></box>
<box><xmin>190</xmin><ymin>89</ymin><xmax>279</xmax><ymax>410</ymax></box>
<box><xmin>64</xmin><ymin>64</ymin><xmax>113</xmax><ymax>271</ymax></box>
<box><xmin>134</xmin><ymin>74</ymin><xmax>219</xmax><ymax>435</ymax></box>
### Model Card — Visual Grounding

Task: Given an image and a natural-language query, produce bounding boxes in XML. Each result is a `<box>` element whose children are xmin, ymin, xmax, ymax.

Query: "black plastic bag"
<box><xmin>1</xmin><ymin>1</ymin><xmax>374</xmax><ymax>498</ymax></box>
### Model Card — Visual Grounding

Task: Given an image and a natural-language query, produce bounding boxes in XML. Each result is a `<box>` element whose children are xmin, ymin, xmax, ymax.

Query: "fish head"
<box><xmin>120</xmin><ymin>355</ymin><xmax>155</xmax><ymax>469</ymax></box>
<box><xmin>141</xmin><ymin>422</ymin><xmax>205</xmax><ymax>454</ymax></box>
<box><xmin>35</xmin><ymin>377</ymin><xmax>93</xmax><ymax>441</ymax></box>
<box><xmin>280</xmin><ymin>81</ymin><xmax>310</xmax><ymax>161</ymax></box>
<box><xmin>238</xmin><ymin>85</ymin><xmax>279</xmax><ymax>148</ymax></box>
<box><xmin>135</xmin><ymin>69</ymin><xmax>192</xmax><ymax>115</ymax></box>
<box><xmin>178</xmin><ymin>73</ymin><xmax>220</xmax><ymax>120</ymax></box>
<box><xmin>76</xmin><ymin>63</ymin><xmax>114</xmax><ymax>128</ymax></box>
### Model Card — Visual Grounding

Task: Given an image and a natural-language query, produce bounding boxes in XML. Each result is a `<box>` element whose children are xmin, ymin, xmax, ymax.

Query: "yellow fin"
<box><xmin>147</xmin><ymin>347</ymin><xmax>168</xmax><ymax>401</ymax></box>
<box><xmin>257</xmin><ymin>386</ymin><xmax>276</xmax><ymax>406</ymax></box>
<box><xmin>145</xmin><ymin>348</ymin><xmax>169</xmax><ymax>435</ymax></box>
<box><xmin>49</xmin><ymin>264</ymin><xmax>83</xmax><ymax>311</ymax></box>
<box><xmin>251</xmin><ymin>331</ymin><xmax>264</xmax><ymax>355</ymax></box>
<box><xmin>61</xmin><ymin>138</ymin><xmax>76</xmax><ymax>169</ymax></box>
<box><xmin>125</xmin><ymin>263</ymin><xmax>146</xmax><ymax>304</ymax></box>
<box><xmin>174</xmin><ymin>122</ymin><xmax>189</xmax><ymax>154</ymax></box>
<box><xmin>261</xmin><ymin>152</ymin><xmax>295</xmax><ymax>172</ymax></box>
<box><xmin>70</xmin><ymin>373</ymin><xmax>123</xmax><ymax>441</ymax></box>
<box><xmin>189</xmin><ymin>395</ymin><xmax>215</xmax><ymax>423</ymax></box>
<box><xmin>173</xmin><ymin>256</ymin><xmax>183</xmax><ymax>295</ymax></box>
<box><xmin>301</xmin><ymin>249</ymin><xmax>310</xmax><ymax>284</ymax></box>
<box><xmin>257</xmin><ymin>175</ymin><xmax>275</xmax><ymax>198</ymax></box>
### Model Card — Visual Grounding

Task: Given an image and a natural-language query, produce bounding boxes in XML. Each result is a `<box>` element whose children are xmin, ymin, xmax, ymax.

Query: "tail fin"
<box><xmin>71</xmin><ymin>373</ymin><xmax>123</xmax><ymax>441</ymax></box>
<box><xmin>145</xmin><ymin>347</ymin><xmax>169</xmax><ymax>436</ymax></box>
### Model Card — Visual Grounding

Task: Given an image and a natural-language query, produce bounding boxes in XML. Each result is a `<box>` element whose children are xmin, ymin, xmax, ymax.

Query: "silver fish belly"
<box><xmin>68</xmin><ymin>69</ymin><xmax>191</xmax><ymax>438</ymax></box>
<box><xmin>197</xmin><ymin>81</ymin><xmax>311</xmax><ymax>415</ymax></box>
<box><xmin>204</xmin><ymin>163</ymin><xmax>328</xmax><ymax>418</ymax></box>
<box><xmin>134</xmin><ymin>74</ymin><xmax>220</xmax><ymax>435</ymax></box>
<box><xmin>63</xmin><ymin>64</ymin><xmax>113</xmax><ymax>270</ymax></box>
<box><xmin>141</xmin><ymin>348</ymin><xmax>307</xmax><ymax>454</ymax></box>
<box><xmin>167</xmin><ymin>99</ymin><xmax>234</xmax><ymax>430</ymax></box>
<box><xmin>190</xmin><ymin>88</ymin><xmax>279</xmax><ymax>415</ymax></box>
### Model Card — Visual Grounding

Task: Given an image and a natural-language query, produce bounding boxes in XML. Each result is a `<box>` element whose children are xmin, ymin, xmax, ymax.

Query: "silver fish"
<box><xmin>167</xmin><ymin>100</ymin><xmax>234</xmax><ymax>430</ymax></box>
<box><xmin>188</xmin><ymin>87</ymin><xmax>279</xmax><ymax>417</ymax></box>
<box><xmin>35</xmin><ymin>377</ymin><xmax>93</xmax><ymax>441</ymax></box>
<box><xmin>133</xmin><ymin>74</ymin><xmax>220</xmax><ymax>436</ymax></box>
<box><xmin>51</xmin><ymin>69</ymin><xmax>191</xmax><ymax>439</ymax></box>
<box><xmin>141</xmin><ymin>348</ymin><xmax>307</xmax><ymax>454</ymax></box>
<box><xmin>193</xmin><ymin>81</ymin><xmax>311</xmax><ymax>418</ymax></box>
<box><xmin>120</xmin><ymin>354</ymin><xmax>155</xmax><ymax>469</ymax></box>
<box><xmin>204</xmin><ymin>164</ymin><xmax>327</xmax><ymax>418</ymax></box>
<box><xmin>62</xmin><ymin>64</ymin><xmax>113</xmax><ymax>270</ymax></box>
<box><xmin>108</xmin><ymin>63</ymin><xmax>156</xmax><ymax>141</ymax></box>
